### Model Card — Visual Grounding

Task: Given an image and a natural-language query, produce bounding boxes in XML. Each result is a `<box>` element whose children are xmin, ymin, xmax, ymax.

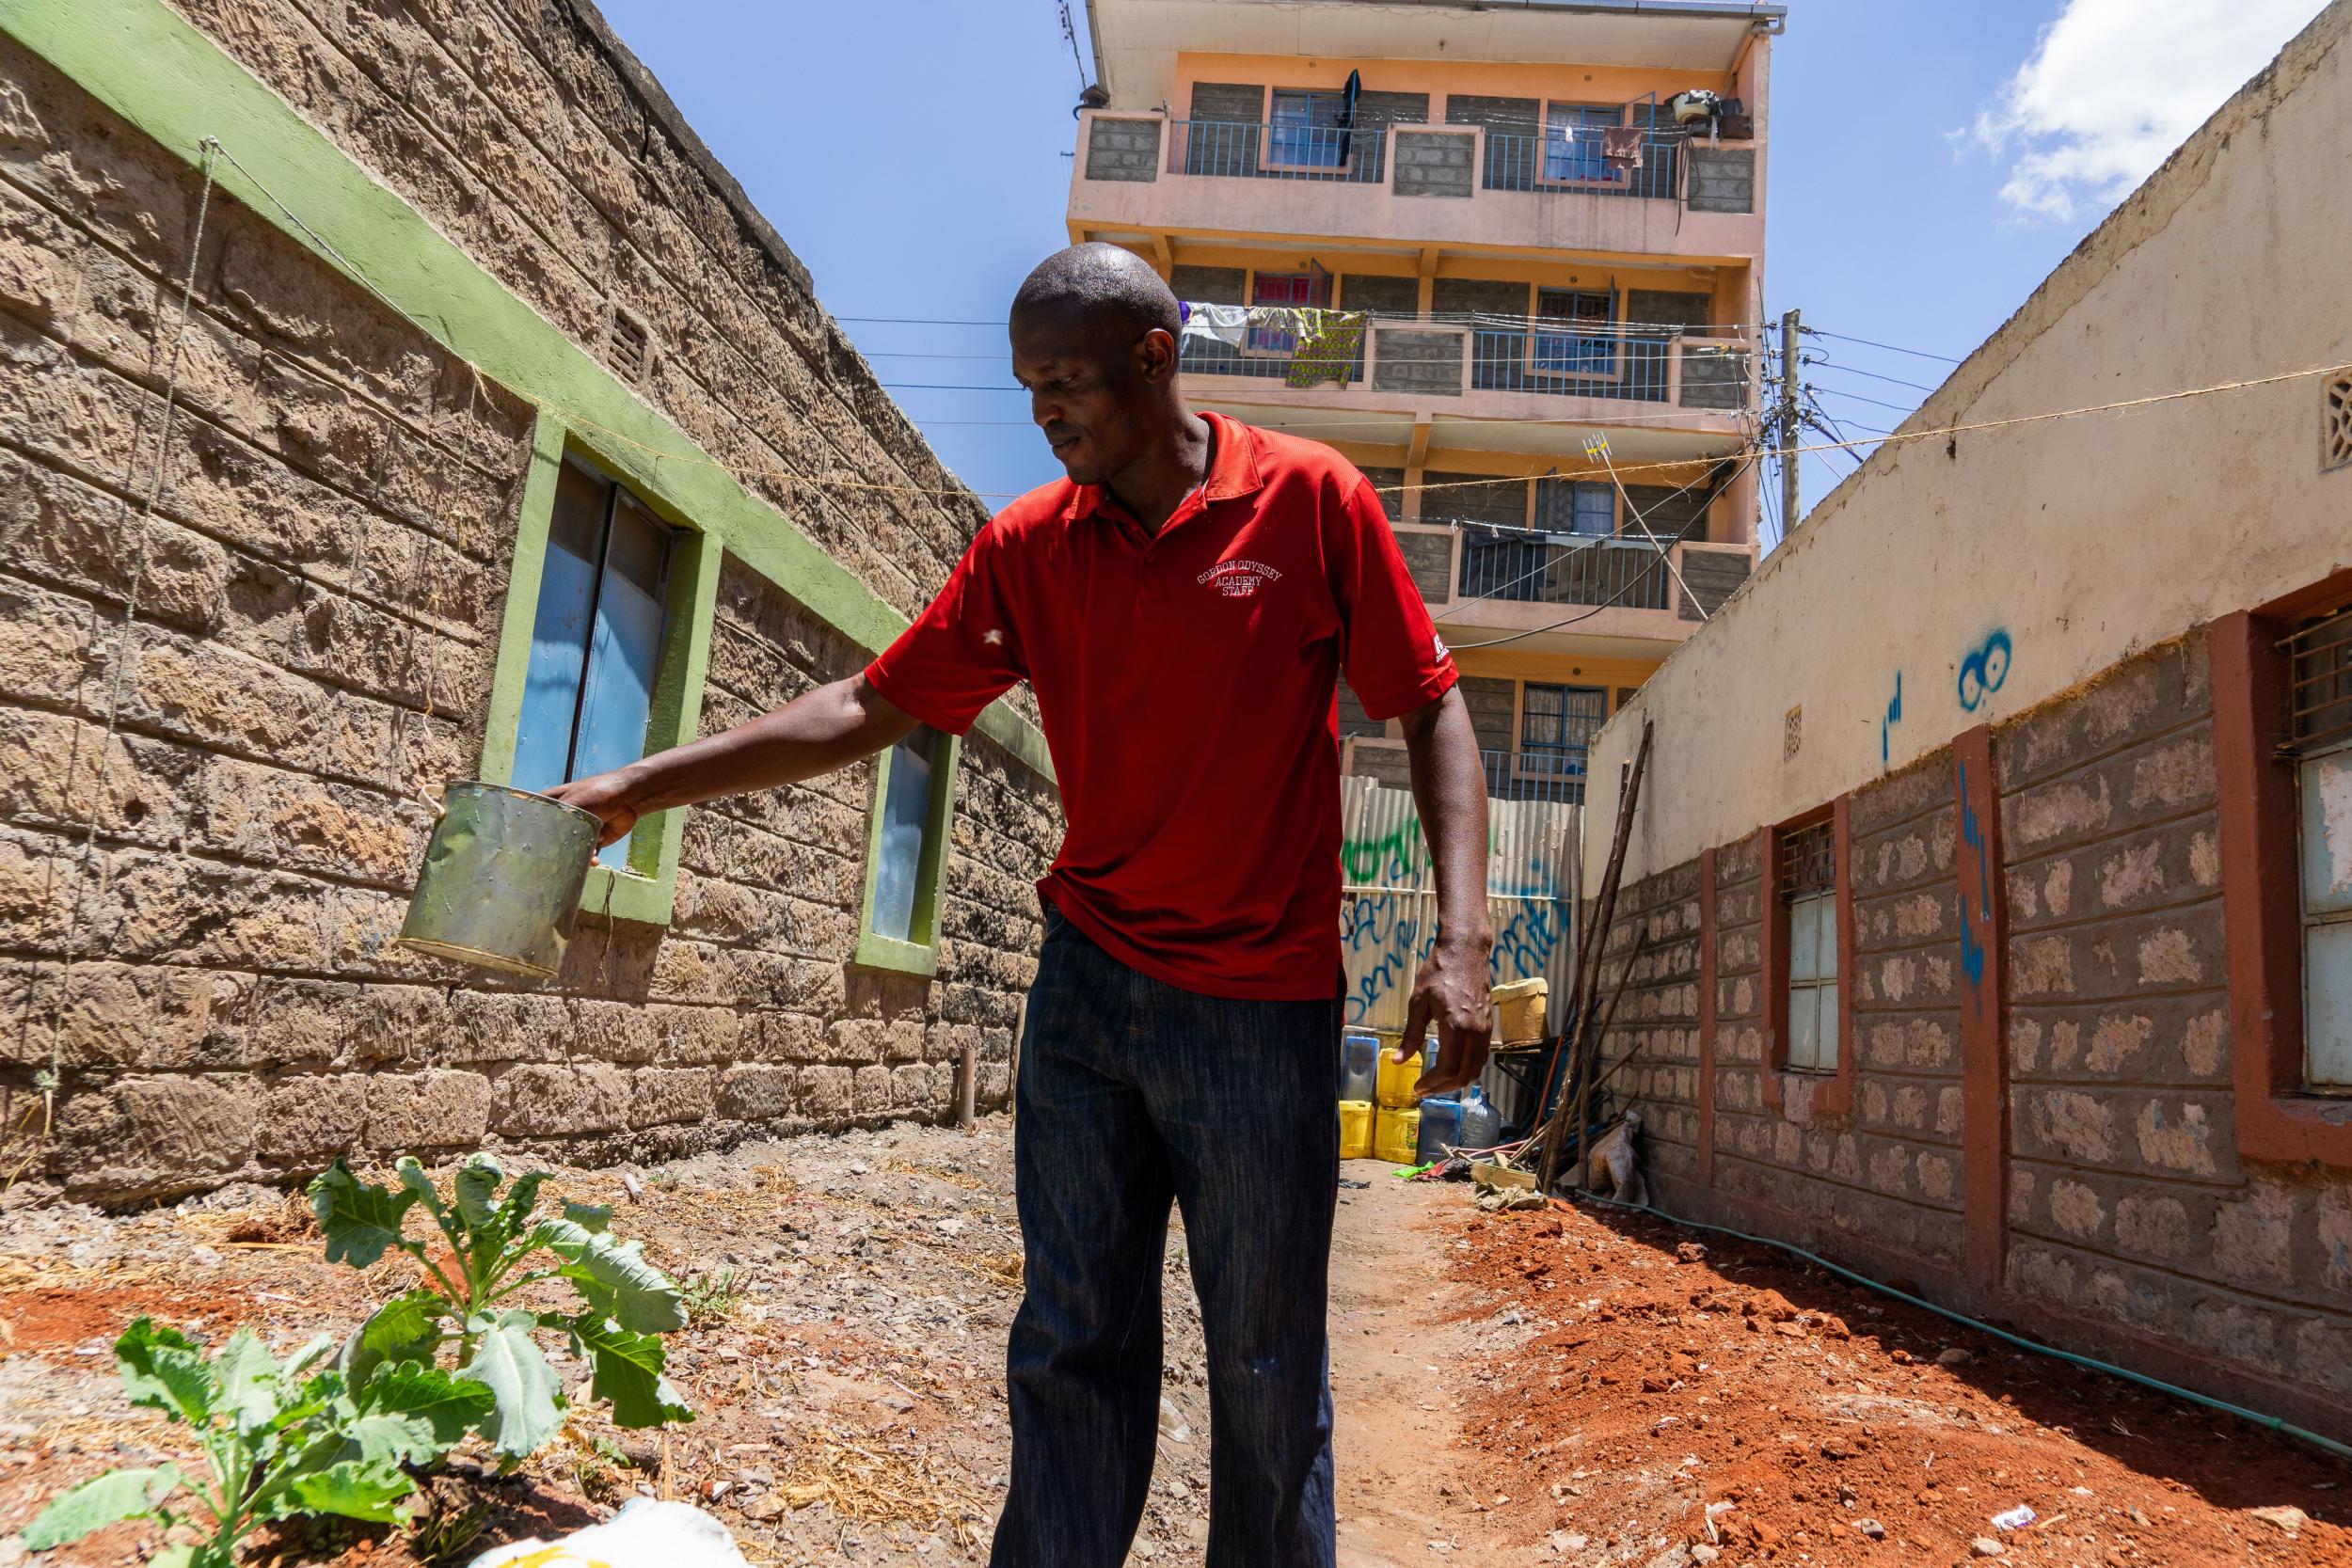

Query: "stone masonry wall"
<box><xmin>1595</xmin><ymin>629</ymin><xmax>2352</xmax><ymax>1431</ymax></box>
<box><xmin>1997</xmin><ymin>632</ymin><xmax>2352</xmax><ymax>1408</ymax></box>
<box><xmin>1844</xmin><ymin>752</ymin><xmax>1967</xmax><ymax>1268</ymax></box>
<box><xmin>0</xmin><ymin>9</ymin><xmax>1059</xmax><ymax>1202</ymax></box>
<box><xmin>1591</xmin><ymin>860</ymin><xmax>1702</xmax><ymax>1187</ymax></box>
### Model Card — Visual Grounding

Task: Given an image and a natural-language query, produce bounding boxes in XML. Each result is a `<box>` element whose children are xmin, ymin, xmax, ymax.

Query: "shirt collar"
<box><xmin>1060</xmin><ymin>411</ymin><xmax>1264</xmax><ymax>525</ymax></box>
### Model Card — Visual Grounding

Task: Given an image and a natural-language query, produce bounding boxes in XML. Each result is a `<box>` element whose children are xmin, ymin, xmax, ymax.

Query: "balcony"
<box><xmin>1072</xmin><ymin>110</ymin><xmax>1764</xmax><ymax>264</ymax></box>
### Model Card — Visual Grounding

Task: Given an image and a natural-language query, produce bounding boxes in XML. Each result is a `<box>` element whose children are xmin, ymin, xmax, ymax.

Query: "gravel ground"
<box><xmin>8</xmin><ymin>1125</ymin><xmax>2344</xmax><ymax>1568</ymax></box>
<box><xmin>0</xmin><ymin>1117</ymin><xmax>1216</xmax><ymax>1567</ymax></box>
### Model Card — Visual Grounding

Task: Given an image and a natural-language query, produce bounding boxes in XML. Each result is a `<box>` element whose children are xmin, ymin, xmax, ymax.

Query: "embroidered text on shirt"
<box><xmin>1197</xmin><ymin>559</ymin><xmax>1284</xmax><ymax>599</ymax></box>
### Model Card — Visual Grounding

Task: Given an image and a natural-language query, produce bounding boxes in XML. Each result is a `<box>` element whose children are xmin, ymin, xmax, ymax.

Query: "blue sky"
<box><xmin>592</xmin><ymin>0</ymin><xmax>2326</xmax><ymax>539</ymax></box>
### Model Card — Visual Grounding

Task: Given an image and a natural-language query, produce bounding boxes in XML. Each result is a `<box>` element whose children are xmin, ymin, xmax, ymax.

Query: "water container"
<box><xmin>1375</xmin><ymin>1037</ymin><xmax>1430</xmax><ymax>1108</ymax></box>
<box><xmin>1338</xmin><ymin>1100</ymin><xmax>1374</xmax><ymax>1161</ymax></box>
<box><xmin>1373</xmin><ymin>1106</ymin><xmax>1422</xmax><ymax>1164</ymax></box>
<box><xmin>398</xmin><ymin>782</ymin><xmax>600</xmax><ymax>980</ymax></box>
<box><xmin>1457</xmin><ymin>1085</ymin><xmax>1503</xmax><ymax>1152</ymax></box>
<box><xmin>1415</xmin><ymin>1096</ymin><xmax>1465</xmax><ymax>1164</ymax></box>
<box><xmin>1338</xmin><ymin>1034</ymin><xmax>1379</xmax><ymax>1104</ymax></box>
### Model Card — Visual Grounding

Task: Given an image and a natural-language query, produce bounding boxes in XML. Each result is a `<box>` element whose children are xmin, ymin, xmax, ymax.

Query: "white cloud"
<box><xmin>1964</xmin><ymin>0</ymin><xmax>2326</xmax><ymax>221</ymax></box>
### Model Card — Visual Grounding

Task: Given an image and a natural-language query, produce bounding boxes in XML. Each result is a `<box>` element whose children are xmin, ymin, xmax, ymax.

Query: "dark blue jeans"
<box><xmin>992</xmin><ymin>907</ymin><xmax>1341</xmax><ymax>1568</ymax></box>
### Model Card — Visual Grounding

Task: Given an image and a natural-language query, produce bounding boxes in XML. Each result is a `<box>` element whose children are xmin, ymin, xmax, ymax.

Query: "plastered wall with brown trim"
<box><xmin>1592</xmin><ymin>631</ymin><xmax>2352</xmax><ymax>1440</ymax></box>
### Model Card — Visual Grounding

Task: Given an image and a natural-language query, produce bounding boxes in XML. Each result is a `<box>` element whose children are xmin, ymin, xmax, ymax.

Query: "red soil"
<box><xmin>1448</xmin><ymin>1200</ymin><xmax>2352</xmax><ymax>1566</ymax></box>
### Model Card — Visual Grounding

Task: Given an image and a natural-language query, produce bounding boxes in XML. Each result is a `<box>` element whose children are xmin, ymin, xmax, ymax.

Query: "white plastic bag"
<box><xmin>468</xmin><ymin>1497</ymin><xmax>753</xmax><ymax>1568</ymax></box>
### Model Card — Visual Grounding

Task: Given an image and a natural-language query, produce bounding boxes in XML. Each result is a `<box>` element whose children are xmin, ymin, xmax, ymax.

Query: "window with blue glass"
<box><xmin>1544</xmin><ymin>104</ymin><xmax>1621</xmax><ymax>182</ymax></box>
<box><xmin>1538</xmin><ymin>477</ymin><xmax>1617</xmax><ymax>538</ymax></box>
<box><xmin>1268</xmin><ymin>89</ymin><xmax>1347</xmax><ymax>167</ymax></box>
<box><xmin>1532</xmin><ymin>289</ymin><xmax>1616</xmax><ymax>378</ymax></box>
<box><xmin>1521</xmin><ymin>684</ymin><xmax>1608</xmax><ymax>776</ymax></box>
<box><xmin>869</xmin><ymin>728</ymin><xmax>940</xmax><ymax>944</ymax></box>
<box><xmin>510</xmin><ymin>458</ymin><xmax>677</xmax><ymax>869</ymax></box>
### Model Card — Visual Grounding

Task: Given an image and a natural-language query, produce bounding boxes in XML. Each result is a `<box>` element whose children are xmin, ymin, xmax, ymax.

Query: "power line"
<box><xmin>1807</xmin><ymin>382</ymin><xmax>1920</xmax><ymax>417</ymax></box>
<box><xmin>1801</xmin><ymin>325</ymin><xmax>1963</xmax><ymax>364</ymax></box>
<box><xmin>1805</xmin><ymin>359</ymin><xmax>1942</xmax><ymax>395</ymax></box>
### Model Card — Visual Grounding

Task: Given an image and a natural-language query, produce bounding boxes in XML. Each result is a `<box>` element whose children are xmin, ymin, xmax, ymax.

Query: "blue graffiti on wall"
<box><xmin>1340</xmin><ymin>820</ymin><xmax>1565</xmax><ymax>1026</ymax></box>
<box><xmin>1957</xmin><ymin>757</ymin><xmax>1993</xmax><ymax>990</ymax></box>
<box><xmin>1881</xmin><ymin>670</ymin><xmax>1904</xmax><ymax>768</ymax></box>
<box><xmin>1957</xmin><ymin>629</ymin><xmax>2012</xmax><ymax>713</ymax></box>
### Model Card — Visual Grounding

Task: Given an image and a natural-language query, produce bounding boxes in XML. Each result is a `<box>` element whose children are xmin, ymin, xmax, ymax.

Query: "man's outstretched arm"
<box><xmin>547</xmin><ymin>675</ymin><xmax>919</xmax><ymax>847</ymax></box>
<box><xmin>1395</xmin><ymin>683</ymin><xmax>1495</xmax><ymax>1097</ymax></box>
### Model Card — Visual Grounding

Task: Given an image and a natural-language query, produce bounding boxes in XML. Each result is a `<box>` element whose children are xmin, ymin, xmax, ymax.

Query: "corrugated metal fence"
<box><xmin>1339</xmin><ymin>776</ymin><xmax>1581</xmax><ymax>1040</ymax></box>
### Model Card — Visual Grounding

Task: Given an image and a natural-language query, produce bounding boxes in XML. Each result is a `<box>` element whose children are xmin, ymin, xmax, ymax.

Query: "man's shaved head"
<box><xmin>1012</xmin><ymin>243</ymin><xmax>1182</xmax><ymax>339</ymax></box>
<box><xmin>1009</xmin><ymin>244</ymin><xmax>1194</xmax><ymax>488</ymax></box>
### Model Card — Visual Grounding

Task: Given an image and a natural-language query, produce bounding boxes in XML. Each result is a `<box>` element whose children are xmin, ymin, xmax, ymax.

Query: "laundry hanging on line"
<box><xmin>1285</xmin><ymin>309</ymin><xmax>1369</xmax><ymax>388</ymax></box>
<box><xmin>1178</xmin><ymin>302</ymin><xmax>1252</xmax><ymax>350</ymax></box>
<box><xmin>1600</xmin><ymin>126</ymin><xmax>1645</xmax><ymax>168</ymax></box>
<box><xmin>1177</xmin><ymin>302</ymin><xmax>1370</xmax><ymax>387</ymax></box>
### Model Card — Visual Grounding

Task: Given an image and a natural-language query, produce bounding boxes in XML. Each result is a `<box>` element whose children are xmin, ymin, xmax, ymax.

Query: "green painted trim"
<box><xmin>850</xmin><ymin>730</ymin><xmax>961</xmax><ymax>977</ymax></box>
<box><xmin>851</xmin><ymin>931</ymin><xmax>940</xmax><ymax>979</ymax></box>
<box><xmin>478</xmin><ymin>410</ymin><xmax>568</xmax><ymax>787</ymax></box>
<box><xmin>0</xmin><ymin>0</ymin><xmax>1053</xmax><ymax>784</ymax></box>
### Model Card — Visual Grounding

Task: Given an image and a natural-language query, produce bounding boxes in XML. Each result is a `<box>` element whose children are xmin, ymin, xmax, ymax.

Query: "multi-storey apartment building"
<box><xmin>1070</xmin><ymin>0</ymin><xmax>1779</xmax><ymax>800</ymax></box>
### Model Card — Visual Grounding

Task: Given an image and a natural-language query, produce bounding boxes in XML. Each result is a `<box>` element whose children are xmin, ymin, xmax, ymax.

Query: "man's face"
<box><xmin>1010</xmin><ymin>308</ymin><xmax>1174</xmax><ymax>486</ymax></box>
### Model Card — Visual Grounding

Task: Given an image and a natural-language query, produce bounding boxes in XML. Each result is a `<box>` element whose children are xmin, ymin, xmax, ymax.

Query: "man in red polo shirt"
<box><xmin>550</xmin><ymin>244</ymin><xmax>1494</xmax><ymax>1566</ymax></box>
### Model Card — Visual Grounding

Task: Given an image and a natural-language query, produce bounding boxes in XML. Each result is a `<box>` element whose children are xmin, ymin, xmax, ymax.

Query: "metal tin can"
<box><xmin>397</xmin><ymin>781</ymin><xmax>600</xmax><ymax>980</ymax></box>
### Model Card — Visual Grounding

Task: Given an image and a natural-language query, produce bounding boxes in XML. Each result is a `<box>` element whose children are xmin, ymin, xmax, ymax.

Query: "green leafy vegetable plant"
<box><xmin>307</xmin><ymin>1153</ymin><xmax>691</xmax><ymax>1460</ymax></box>
<box><xmin>23</xmin><ymin>1317</ymin><xmax>490</xmax><ymax>1568</ymax></box>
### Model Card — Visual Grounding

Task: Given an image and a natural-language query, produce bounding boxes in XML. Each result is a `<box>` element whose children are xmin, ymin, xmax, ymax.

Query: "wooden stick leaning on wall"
<box><xmin>1537</xmin><ymin>720</ymin><xmax>1653</xmax><ymax>1196</ymax></box>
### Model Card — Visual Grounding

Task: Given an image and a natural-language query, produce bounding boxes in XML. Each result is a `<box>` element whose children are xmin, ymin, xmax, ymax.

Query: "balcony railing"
<box><xmin>1481</xmin><ymin>747</ymin><xmax>1586</xmax><ymax>804</ymax></box>
<box><xmin>1482</xmin><ymin>130</ymin><xmax>1681</xmax><ymax>198</ymax></box>
<box><xmin>1178</xmin><ymin>334</ymin><xmax>1362</xmax><ymax>386</ymax></box>
<box><xmin>1172</xmin><ymin>119</ymin><xmax>1391</xmax><ymax>183</ymax></box>
<box><xmin>1180</xmin><ymin>310</ymin><xmax>1749</xmax><ymax>412</ymax></box>
<box><xmin>1470</xmin><ymin>327</ymin><xmax>1673</xmax><ymax>403</ymax></box>
<box><xmin>1343</xmin><ymin>741</ymin><xmax>1592</xmax><ymax>803</ymax></box>
<box><xmin>1454</xmin><ymin>531</ymin><xmax>1673</xmax><ymax>611</ymax></box>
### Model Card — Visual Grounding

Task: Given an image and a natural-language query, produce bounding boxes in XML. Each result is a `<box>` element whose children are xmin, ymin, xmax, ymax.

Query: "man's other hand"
<box><xmin>1401</xmin><ymin>931</ymin><xmax>1494</xmax><ymax>1099</ymax></box>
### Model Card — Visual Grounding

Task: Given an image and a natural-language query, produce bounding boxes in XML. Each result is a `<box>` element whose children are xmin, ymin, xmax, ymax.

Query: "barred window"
<box><xmin>1782</xmin><ymin>817</ymin><xmax>1838</xmax><ymax>1072</ymax></box>
<box><xmin>2289</xmin><ymin>602</ymin><xmax>2352</xmax><ymax>1087</ymax></box>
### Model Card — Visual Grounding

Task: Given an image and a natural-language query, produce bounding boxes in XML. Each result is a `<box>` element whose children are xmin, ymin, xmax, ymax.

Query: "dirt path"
<box><xmin>1328</xmin><ymin>1161</ymin><xmax>1527</xmax><ymax>1566</ymax></box>
<box><xmin>6</xmin><ymin>1126</ymin><xmax>2344</xmax><ymax>1567</ymax></box>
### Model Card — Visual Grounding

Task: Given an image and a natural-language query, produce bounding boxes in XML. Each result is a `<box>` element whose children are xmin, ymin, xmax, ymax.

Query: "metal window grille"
<box><xmin>2286</xmin><ymin>602</ymin><xmax>2352</xmax><ymax>757</ymax></box>
<box><xmin>1781</xmin><ymin>817</ymin><xmax>1836</xmax><ymax>901</ymax></box>
<box><xmin>1780</xmin><ymin>816</ymin><xmax>1839</xmax><ymax>1073</ymax></box>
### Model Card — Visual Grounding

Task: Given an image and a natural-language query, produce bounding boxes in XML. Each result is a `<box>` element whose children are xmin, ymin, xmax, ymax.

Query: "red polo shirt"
<box><xmin>865</xmin><ymin>412</ymin><xmax>1456</xmax><ymax>1000</ymax></box>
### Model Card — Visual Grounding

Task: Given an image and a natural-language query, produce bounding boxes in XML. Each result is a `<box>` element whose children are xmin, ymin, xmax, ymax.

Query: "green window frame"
<box><xmin>479</xmin><ymin>410</ymin><xmax>723</xmax><ymax>927</ymax></box>
<box><xmin>853</xmin><ymin>727</ymin><xmax>961</xmax><ymax>976</ymax></box>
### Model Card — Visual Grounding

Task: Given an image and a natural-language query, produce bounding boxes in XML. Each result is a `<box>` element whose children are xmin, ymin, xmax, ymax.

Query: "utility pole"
<box><xmin>1778</xmin><ymin>307</ymin><xmax>1801</xmax><ymax>535</ymax></box>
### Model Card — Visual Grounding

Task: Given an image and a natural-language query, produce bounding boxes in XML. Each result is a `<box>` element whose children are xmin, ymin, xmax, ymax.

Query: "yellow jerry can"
<box><xmin>1375</xmin><ymin>1039</ymin><xmax>1429</xmax><ymax>1108</ymax></box>
<box><xmin>1374</xmin><ymin>1106</ymin><xmax>1422</xmax><ymax>1165</ymax></box>
<box><xmin>1338</xmin><ymin>1100</ymin><xmax>1374</xmax><ymax>1161</ymax></box>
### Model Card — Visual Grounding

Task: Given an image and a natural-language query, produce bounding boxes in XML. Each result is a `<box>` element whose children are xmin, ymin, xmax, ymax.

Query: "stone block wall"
<box><xmin>1590</xmin><ymin>860</ymin><xmax>1703</xmax><ymax>1185</ymax></box>
<box><xmin>1590</xmin><ymin>631</ymin><xmax>2352</xmax><ymax>1435</ymax></box>
<box><xmin>1844</xmin><ymin>753</ymin><xmax>1967</xmax><ymax>1266</ymax></box>
<box><xmin>0</xmin><ymin>4</ymin><xmax>1061</xmax><ymax>1203</ymax></box>
<box><xmin>1996</xmin><ymin>633</ymin><xmax>2352</xmax><ymax>1409</ymax></box>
